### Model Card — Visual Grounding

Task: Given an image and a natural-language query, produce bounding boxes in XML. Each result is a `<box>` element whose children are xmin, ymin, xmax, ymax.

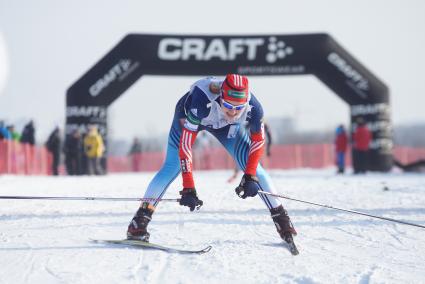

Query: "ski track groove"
<box><xmin>131</xmin><ymin>250</ymin><xmax>145</xmax><ymax>284</ymax></box>
<box><xmin>358</xmin><ymin>265</ymin><xmax>378</xmax><ymax>284</ymax></box>
<box><xmin>22</xmin><ymin>251</ymin><xmax>35</xmax><ymax>284</ymax></box>
<box><xmin>133</xmin><ymin>250</ymin><xmax>170</xmax><ymax>284</ymax></box>
<box><xmin>389</xmin><ymin>228</ymin><xmax>404</xmax><ymax>246</ymax></box>
<box><xmin>44</xmin><ymin>258</ymin><xmax>66</xmax><ymax>284</ymax></box>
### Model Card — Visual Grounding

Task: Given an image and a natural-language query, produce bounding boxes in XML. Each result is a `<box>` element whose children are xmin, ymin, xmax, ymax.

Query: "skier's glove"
<box><xmin>179</xmin><ymin>188</ymin><xmax>203</xmax><ymax>211</ymax></box>
<box><xmin>235</xmin><ymin>174</ymin><xmax>260</xmax><ymax>199</ymax></box>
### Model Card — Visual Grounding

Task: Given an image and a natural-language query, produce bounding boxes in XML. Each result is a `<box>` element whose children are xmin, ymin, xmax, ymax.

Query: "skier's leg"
<box><xmin>256</xmin><ymin>164</ymin><xmax>297</xmax><ymax>237</ymax></box>
<box><xmin>209</xmin><ymin>125</ymin><xmax>297</xmax><ymax>238</ymax></box>
<box><xmin>142</xmin><ymin>135</ymin><xmax>181</xmax><ymax>206</ymax></box>
<box><xmin>127</xmin><ymin>120</ymin><xmax>182</xmax><ymax>240</ymax></box>
<box><xmin>255</xmin><ymin>164</ymin><xmax>281</xmax><ymax>209</ymax></box>
<box><xmin>208</xmin><ymin>126</ymin><xmax>281</xmax><ymax>208</ymax></box>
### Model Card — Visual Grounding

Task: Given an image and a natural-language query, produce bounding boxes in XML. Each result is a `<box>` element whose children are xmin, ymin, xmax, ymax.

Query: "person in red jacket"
<box><xmin>352</xmin><ymin>117</ymin><xmax>372</xmax><ymax>174</ymax></box>
<box><xmin>335</xmin><ymin>125</ymin><xmax>348</xmax><ymax>174</ymax></box>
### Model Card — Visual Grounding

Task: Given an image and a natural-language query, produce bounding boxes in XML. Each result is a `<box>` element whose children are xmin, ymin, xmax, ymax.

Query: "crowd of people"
<box><xmin>61</xmin><ymin>125</ymin><xmax>106</xmax><ymax>176</ymax></box>
<box><xmin>0</xmin><ymin>120</ymin><xmax>35</xmax><ymax>144</ymax></box>
<box><xmin>0</xmin><ymin>120</ymin><xmax>106</xmax><ymax>176</ymax></box>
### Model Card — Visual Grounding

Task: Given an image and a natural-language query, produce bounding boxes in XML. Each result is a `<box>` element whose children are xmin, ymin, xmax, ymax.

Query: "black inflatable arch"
<box><xmin>66</xmin><ymin>33</ymin><xmax>392</xmax><ymax>171</ymax></box>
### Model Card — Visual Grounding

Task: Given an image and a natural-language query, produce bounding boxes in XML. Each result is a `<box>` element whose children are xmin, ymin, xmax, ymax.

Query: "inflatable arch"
<box><xmin>66</xmin><ymin>33</ymin><xmax>392</xmax><ymax>171</ymax></box>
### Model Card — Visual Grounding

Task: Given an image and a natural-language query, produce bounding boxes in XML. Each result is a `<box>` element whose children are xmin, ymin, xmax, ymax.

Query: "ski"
<box><xmin>90</xmin><ymin>239</ymin><xmax>212</xmax><ymax>254</ymax></box>
<box><xmin>284</xmin><ymin>235</ymin><xmax>299</xmax><ymax>256</ymax></box>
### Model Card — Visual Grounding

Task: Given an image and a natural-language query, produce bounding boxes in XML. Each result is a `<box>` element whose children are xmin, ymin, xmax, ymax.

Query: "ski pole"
<box><xmin>258</xmin><ymin>190</ymin><xmax>425</xmax><ymax>229</ymax></box>
<box><xmin>0</xmin><ymin>195</ymin><xmax>180</xmax><ymax>202</ymax></box>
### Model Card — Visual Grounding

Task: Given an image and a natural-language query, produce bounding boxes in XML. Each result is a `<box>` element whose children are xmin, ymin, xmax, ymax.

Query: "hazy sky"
<box><xmin>1</xmin><ymin>0</ymin><xmax>425</xmax><ymax>142</ymax></box>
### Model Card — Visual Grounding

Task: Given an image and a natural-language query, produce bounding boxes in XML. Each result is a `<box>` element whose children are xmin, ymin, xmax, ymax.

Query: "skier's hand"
<box><xmin>179</xmin><ymin>188</ymin><xmax>203</xmax><ymax>211</ymax></box>
<box><xmin>235</xmin><ymin>174</ymin><xmax>260</xmax><ymax>199</ymax></box>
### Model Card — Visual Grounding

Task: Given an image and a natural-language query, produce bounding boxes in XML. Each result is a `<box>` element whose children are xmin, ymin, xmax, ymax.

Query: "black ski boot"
<box><xmin>127</xmin><ymin>202</ymin><xmax>154</xmax><ymax>242</ymax></box>
<box><xmin>270</xmin><ymin>205</ymin><xmax>297</xmax><ymax>241</ymax></box>
<box><xmin>270</xmin><ymin>205</ymin><xmax>299</xmax><ymax>255</ymax></box>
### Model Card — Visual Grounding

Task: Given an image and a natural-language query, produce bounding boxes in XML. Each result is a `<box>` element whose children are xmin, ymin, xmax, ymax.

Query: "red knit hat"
<box><xmin>221</xmin><ymin>74</ymin><xmax>249</xmax><ymax>104</ymax></box>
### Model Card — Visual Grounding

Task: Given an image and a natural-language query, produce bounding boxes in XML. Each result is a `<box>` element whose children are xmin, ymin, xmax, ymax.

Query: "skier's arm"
<box><xmin>245</xmin><ymin>98</ymin><xmax>265</xmax><ymax>176</ymax></box>
<box><xmin>177</xmin><ymin>87</ymin><xmax>209</xmax><ymax>210</ymax></box>
<box><xmin>178</xmin><ymin>120</ymin><xmax>198</xmax><ymax>189</ymax></box>
<box><xmin>235</xmin><ymin>127</ymin><xmax>265</xmax><ymax>199</ymax></box>
<box><xmin>178</xmin><ymin>124</ymin><xmax>203</xmax><ymax>211</ymax></box>
<box><xmin>178</xmin><ymin>87</ymin><xmax>208</xmax><ymax>188</ymax></box>
<box><xmin>245</xmin><ymin>125</ymin><xmax>265</xmax><ymax>176</ymax></box>
<box><xmin>235</xmin><ymin>96</ymin><xmax>265</xmax><ymax>199</ymax></box>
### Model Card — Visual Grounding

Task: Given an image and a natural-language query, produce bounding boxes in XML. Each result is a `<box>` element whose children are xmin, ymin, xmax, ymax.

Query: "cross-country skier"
<box><xmin>127</xmin><ymin>74</ymin><xmax>297</xmax><ymax>244</ymax></box>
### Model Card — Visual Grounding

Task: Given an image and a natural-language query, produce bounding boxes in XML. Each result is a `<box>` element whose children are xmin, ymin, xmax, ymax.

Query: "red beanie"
<box><xmin>221</xmin><ymin>74</ymin><xmax>249</xmax><ymax>104</ymax></box>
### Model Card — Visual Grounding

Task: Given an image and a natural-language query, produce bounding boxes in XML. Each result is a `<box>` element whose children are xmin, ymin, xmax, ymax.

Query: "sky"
<box><xmin>0</xmin><ymin>0</ymin><xmax>425</xmax><ymax>142</ymax></box>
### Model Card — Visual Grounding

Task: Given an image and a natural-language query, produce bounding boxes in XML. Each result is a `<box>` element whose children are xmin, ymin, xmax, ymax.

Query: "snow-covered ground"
<box><xmin>1</xmin><ymin>169</ymin><xmax>424</xmax><ymax>284</ymax></box>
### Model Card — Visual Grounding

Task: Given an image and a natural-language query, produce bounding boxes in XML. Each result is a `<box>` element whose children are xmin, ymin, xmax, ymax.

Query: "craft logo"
<box><xmin>89</xmin><ymin>59</ymin><xmax>139</xmax><ymax>97</ymax></box>
<box><xmin>351</xmin><ymin>103</ymin><xmax>390</xmax><ymax>116</ymax></box>
<box><xmin>66</xmin><ymin>106</ymin><xmax>106</xmax><ymax>118</ymax></box>
<box><xmin>265</xmin><ymin>37</ymin><xmax>293</xmax><ymax>63</ymax></box>
<box><xmin>157</xmin><ymin>37</ymin><xmax>293</xmax><ymax>63</ymax></box>
<box><xmin>328</xmin><ymin>52</ymin><xmax>369</xmax><ymax>96</ymax></box>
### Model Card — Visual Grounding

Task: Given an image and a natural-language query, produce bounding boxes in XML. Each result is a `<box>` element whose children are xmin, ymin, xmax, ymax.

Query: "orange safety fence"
<box><xmin>0</xmin><ymin>140</ymin><xmax>51</xmax><ymax>175</ymax></box>
<box><xmin>1</xmin><ymin>139</ymin><xmax>425</xmax><ymax>175</ymax></box>
<box><xmin>107</xmin><ymin>152</ymin><xmax>165</xmax><ymax>173</ymax></box>
<box><xmin>109</xmin><ymin>144</ymin><xmax>424</xmax><ymax>172</ymax></box>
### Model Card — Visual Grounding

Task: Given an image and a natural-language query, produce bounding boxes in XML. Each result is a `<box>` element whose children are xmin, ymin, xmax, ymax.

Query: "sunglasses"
<box><xmin>221</xmin><ymin>99</ymin><xmax>247</xmax><ymax>111</ymax></box>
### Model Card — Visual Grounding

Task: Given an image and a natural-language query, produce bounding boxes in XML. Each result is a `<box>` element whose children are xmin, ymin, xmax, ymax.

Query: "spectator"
<box><xmin>7</xmin><ymin>125</ymin><xmax>21</xmax><ymax>141</ymax></box>
<box><xmin>45</xmin><ymin>126</ymin><xmax>62</xmax><ymax>175</ymax></box>
<box><xmin>352</xmin><ymin>117</ymin><xmax>372</xmax><ymax>174</ymax></box>
<box><xmin>334</xmin><ymin>125</ymin><xmax>348</xmax><ymax>174</ymax></box>
<box><xmin>0</xmin><ymin>120</ymin><xmax>11</xmax><ymax>140</ymax></box>
<box><xmin>264</xmin><ymin>122</ymin><xmax>272</xmax><ymax>157</ymax></box>
<box><xmin>21</xmin><ymin>120</ymin><xmax>35</xmax><ymax>145</ymax></box>
<box><xmin>83</xmin><ymin>125</ymin><xmax>105</xmax><ymax>175</ymax></box>
<box><xmin>128</xmin><ymin>137</ymin><xmax>142</xmax><ymax>172</ymax></box>
<box><xmin>64</xmin><ymin>129</ymin><xmax>83</xmax><ymax>175</ymax></box>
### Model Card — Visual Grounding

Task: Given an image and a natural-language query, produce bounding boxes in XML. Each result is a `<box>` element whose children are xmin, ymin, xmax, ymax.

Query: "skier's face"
<box><xmin>220</xmin><ymin>98</ymin><xmax>246</xmax><ymax>123</ymax></box>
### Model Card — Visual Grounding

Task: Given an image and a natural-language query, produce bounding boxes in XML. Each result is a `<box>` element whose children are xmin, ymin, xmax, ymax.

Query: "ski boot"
<box><xmin>270</xmin><ymin>205</ymin><xmax>297</xmax><ymax>242</ymax></box>
<box><xmin>270</xmin><ymin>205</ymin><xmax>299</xmax><ymax>255</ymax></box>
<box><xmin>127</xmin><ymin>202</ymin><xmax>154</xmax><ymax>242</ymax></box>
